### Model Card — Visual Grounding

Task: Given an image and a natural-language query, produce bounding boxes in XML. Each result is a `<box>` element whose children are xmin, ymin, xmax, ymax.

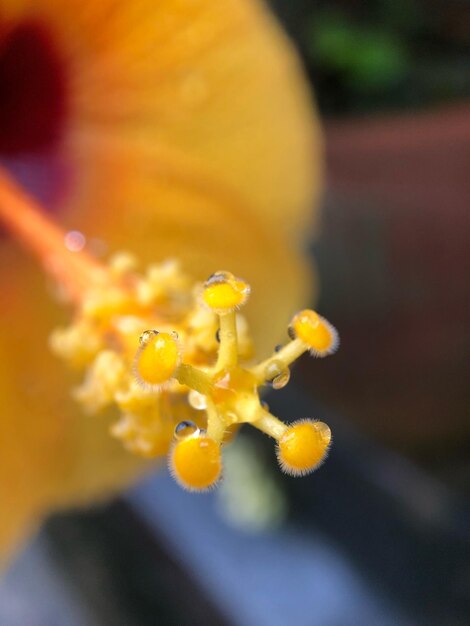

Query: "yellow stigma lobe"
<box><xmin>135</xmin><ymin>331</ymin><xmax>181</xmax><ymax>388</ymax></box>
<box><xmin>202</xmin><ymin>271</ymin><xmax>250</xmax><ymax>313</ymax></box>
<box><xmin>170</xmin><ymin>434</ymin><xmax>222</xmax><ymax>491</ymax></box>
<box><xmin>277</xmin><ymin>420</ymin><xmax>331</xmax><ymax>476</ymax></box>
<box><xmin>290</xmin><ymin>309</ymin><xmax>339</xmax><ymax>356</ymax></box>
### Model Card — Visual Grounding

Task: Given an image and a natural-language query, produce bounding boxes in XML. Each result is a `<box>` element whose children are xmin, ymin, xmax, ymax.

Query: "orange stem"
<box><xmin>0</xmin><ymin>166</ymin><xmax>105</xmax><ymax>303</ymax></box>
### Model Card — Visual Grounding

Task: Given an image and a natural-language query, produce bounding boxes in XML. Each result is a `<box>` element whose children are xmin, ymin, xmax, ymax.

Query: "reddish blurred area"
<box><xmin>0</xmin><ymin>20</ymin><xmax>66</xmax><ymax>155</ymax></box>
<box><xmin>303</xmin><ymin>104</ymin><xmax>470</xmax><ymax>459</ymax></box>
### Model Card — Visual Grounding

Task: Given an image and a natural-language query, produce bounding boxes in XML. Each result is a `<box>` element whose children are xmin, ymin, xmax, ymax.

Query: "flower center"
<box><xmin>0</xmin><ymin>20</ymin><xmax>67</xmax><ymax>155</ymax></box>
<box><xmin>0</xmin><ymin>163</ymin><xmax>340</xmax><ymax>492</ymax></box>
<box><xmin>0</xmin><ymin>20</ymin><xmax>70</xmax><ymax>230</ymax></box>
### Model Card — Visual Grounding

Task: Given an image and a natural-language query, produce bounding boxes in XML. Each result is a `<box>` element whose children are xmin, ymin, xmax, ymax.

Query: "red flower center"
<box><xmin>0</xmin><ymin>19</ymin><xmax>70</xmax><ymax>221</ymax></box>
<box><xmin>0</xmin><ymin>19</ymin><xmax>67</xmax><ymax>155</ymax></box>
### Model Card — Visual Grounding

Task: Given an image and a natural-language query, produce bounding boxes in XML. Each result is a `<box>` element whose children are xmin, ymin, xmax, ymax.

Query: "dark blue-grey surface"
<box><xmin>129</xmin><ymin>472</ymin><xmax>409</xmax><ymax>626</ymax></box>
<box><xmin>0</xmin><ymin>476</ymin><xmax>409</xmax><ymax>626</ymax></box>
<box><xmin>0</xmin><ymin>535</ymin><xmax>95</xmax><ymax>626</ymax></box>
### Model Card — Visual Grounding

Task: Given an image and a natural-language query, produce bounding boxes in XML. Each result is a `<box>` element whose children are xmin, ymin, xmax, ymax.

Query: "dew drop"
<box><xmin>64</xmin><ymin>230</ymin><xmax>86</xmax><ymax>252</ymax></box>
<box><xmin>265</xmin><ymin>360</ymin><xmax>290</xmax><ymax>390</ymax></box>
<box><xmin>174</xmin><ymin>420</ymin><xmax>199</xmax><ymax>440</ymax></box>
<box><xmin>272</xmin><ymin>368</ymin><xmax>290</xmax><ymax>390</ymax></box>
<box><xmin>274</xmin><ymin>344</ymin><xmax>283</xmax><ymax>353</ymax></box>
<box><xmin>188</xmin><ymin>390</ymin><xmax>207</xmax><ymax>411</ymax></box>
<box><xmin>205</xmin><ymin>271</ymin><xmax>233</xmax><ymax>286</ymax></box>
<box><xmin>139</xmin><ymin>329</ymin><xmax>158</xmax><ymax>346</ymax></box>
<box><xmin>313</xmin><ymin>421</ymin><xmax>332</xmax><ymax>445</ymax></box>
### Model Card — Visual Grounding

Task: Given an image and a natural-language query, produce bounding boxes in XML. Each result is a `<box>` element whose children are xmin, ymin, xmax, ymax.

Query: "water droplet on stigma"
<box><xmin>175</xmin><ymin>420</ymin><xmax>199</xmax><ymax>440</ymax></box>
<box><xmin>139</xmin><ymin>330</ymin><xmax>158</xmax><ymax>346</ymax></box>
<box><xmin>272</xmin><ymin>368</ymin><xmax>290</xmax><ymax>390</ymax></box>
<box><xmin>264</xmin><ymin>360</ymin><xmax>291</xmax><ymax>390</ymax></box>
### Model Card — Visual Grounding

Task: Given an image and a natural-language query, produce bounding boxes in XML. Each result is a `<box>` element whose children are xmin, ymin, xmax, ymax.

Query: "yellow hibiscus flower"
<box><xmin>0</xmin><ymin>0</ymin><xmax>324</xmax><ymax>562</ymax></box>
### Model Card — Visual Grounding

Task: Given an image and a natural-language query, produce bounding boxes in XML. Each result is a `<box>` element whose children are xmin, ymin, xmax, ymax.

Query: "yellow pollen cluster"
<box><xmin>51</xmin><ymin>259</ymin><xmax>339</xmax><ymax>491</ymax></box>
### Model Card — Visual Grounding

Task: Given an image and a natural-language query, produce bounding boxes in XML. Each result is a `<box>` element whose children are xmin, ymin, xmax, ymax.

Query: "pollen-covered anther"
<box><xmin>108</xmin><ymin>251</ymin><xmax>139</xmax><ymax>277</ymax></box>
<box><xmin>111</xmin><ymin>413</ymin><xmax>174</xmax><ymax>458</ymax></box>
<box><xmin>289</xmin><ymin>309</ymin><xmax>339</xmax><ymax>357</ymax></box>
<box><xmin>202</xmin><ymin>271</ymin><xmax>250</xmax><ymax>314</ymax></box>
<box><xmin>49</xmin><ymin>320</ymin><xmax>103</xmax><ymax>368</ymax></box>
<box><xmin>73</xmin><ymin>350</ymin><xmax>127</xmax><ymax>413</ymax></box>
<box><xmin>169</xmin><ymin>432</ymin><xmax>222</xmax><ymax>491</ymax></box>
<box><xmin>277</xmin><ymin>419</ymin><xmax>332</xmax><ymax>476</ymax></box>
<box><xmin>134</xmin><ymin>330</ymin><xmax>181</xmax><ymax>389</ymax></box>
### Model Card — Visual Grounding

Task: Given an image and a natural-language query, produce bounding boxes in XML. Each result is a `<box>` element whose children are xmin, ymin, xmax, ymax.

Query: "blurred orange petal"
<box><xmin>0</xmin><ymin>0</ymin><xmax>321</xmax><ymax>559</ymax></box>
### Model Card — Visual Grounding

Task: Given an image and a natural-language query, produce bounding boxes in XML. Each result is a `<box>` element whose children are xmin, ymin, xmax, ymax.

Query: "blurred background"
<box><xmin>1</xmin><ymin>1</ymin><xmax>469</xmax><ymax>625</ymax></box>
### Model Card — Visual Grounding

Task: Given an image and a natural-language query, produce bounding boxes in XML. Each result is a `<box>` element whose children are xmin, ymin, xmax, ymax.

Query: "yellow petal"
<box><xmin>0</xmin><ymin>246</ymin><xmax>151</xmax><ymax>561</ymax></box>
<box><xmin>61</xmin><ymin>0</ymin><xmax>322</xmax><ymax>238</ymax></box>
